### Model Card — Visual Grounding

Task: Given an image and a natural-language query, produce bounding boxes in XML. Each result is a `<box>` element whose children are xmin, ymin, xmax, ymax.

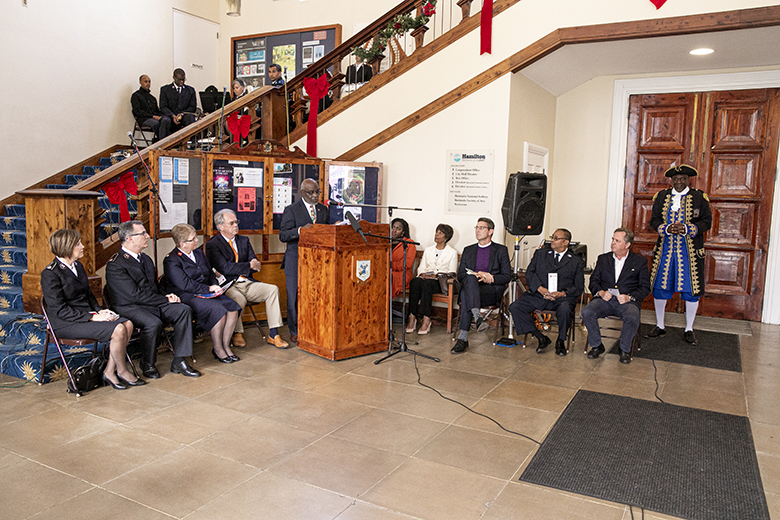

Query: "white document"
<box><xmin>160</xmin><ymin>157</ymin><xmax>173</xmax><ymax>181</ymax></box>
<box><xmin>548</xmin><ymin>273</ymin><xmax>558</xmax><ymax>293</ymax></box>
<box><xmin>608</xmin><ymin>288</ymin><xmax>620</xmax><ymax>297</ymax></box>
<box><xmin>273</xmin><ymin>177</ymin><xmax>293</xmax><ymax>214</ymax></box>
<box><xmin>160</xmin><ymin>202</ymin><xmax>188</xmax><ymax>230</ymax></box>
<box><xmin>174</xmin><ymin>158</ymin><xmax>189</xmax><ymax>185</ymax></box>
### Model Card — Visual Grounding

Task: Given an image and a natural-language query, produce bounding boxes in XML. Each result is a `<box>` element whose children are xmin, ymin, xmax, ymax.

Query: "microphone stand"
<box><xmin>374</xmin><ymin>234</ymin><xmax>439</xmax><ymax>365</ymax></box>
<box><xmin>129</xmin><ymin>134</ymin><xmax>165</xmax><ymax>270</ymax></box>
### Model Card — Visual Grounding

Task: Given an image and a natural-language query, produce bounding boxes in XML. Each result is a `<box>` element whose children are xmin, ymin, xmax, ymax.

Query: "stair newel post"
<box><xmin>17</xmin><ymin>189</ymin><xmax>102</xmax><ymax>313</ymax></box>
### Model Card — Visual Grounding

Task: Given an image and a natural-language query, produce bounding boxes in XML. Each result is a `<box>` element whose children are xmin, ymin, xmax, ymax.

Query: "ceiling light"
<box><xmin>689</xmin><ymin>48</ymin><xmax>714</xmax><ymax>56</ymax></box>
<box><xmin>226</xmin><ymin>0</ymin><xmax>241</xmax><ymax>17</ymax></box>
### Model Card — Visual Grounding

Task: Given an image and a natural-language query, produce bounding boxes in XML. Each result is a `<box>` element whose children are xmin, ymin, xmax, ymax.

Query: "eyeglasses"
<box><xmin>225</xmin><ymin>220</ymin><xmax>239</xmax><ymax>226</ymax></box>
<box><xmin>128</xmin><ymin>231</ymin><xmax>149</xmax><ymax>238</ymax></box>
<box><xmin>302</xmin><ymin>189</ymin><xmax>322</xmax><ymax>195</ymax></box>
<box><xmin>475</xmin><ymin>226</ymin><xmax>490</xmax><ymax>230</ymax></box>
<box><xmin>550</xmin><ymin>235</ymin><xmax>566</xmax><ymax>241</ymax></box>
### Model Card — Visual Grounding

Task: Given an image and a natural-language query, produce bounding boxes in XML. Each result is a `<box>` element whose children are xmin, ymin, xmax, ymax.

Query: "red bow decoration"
<box><xmin>227</xmin><ymin>112</ymin><xmax>251</xmax><ymax>145</ymax></box>
<box><xmin>303</xmin><ymin>74</ymin><xmax>330</xmax><ymax>157</ymax></box>
<box><xmin>480</xmin><ymin>0</ymin><xmax>494</xmax><ymax>54</ymax></box>
<box><xmin>103</xmin><ymin>171</ymin><xmax>138</xmax><ymax>222</ymax></box>
<box><xmin>650</xmin><ymin>0</ymin><xmax>667</xmax><ymax>8</ymax></box>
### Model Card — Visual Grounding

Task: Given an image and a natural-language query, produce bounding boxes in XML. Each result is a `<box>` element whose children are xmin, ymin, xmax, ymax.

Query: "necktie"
<box><xmin>309</xmin><ymin>204</ymin><xmax>316</xmax><ymax>223</ymax></box>
<box><xmin>229</xmin><ymin>239</ymin><xmax>239</xmax><ymax>262</ymax></box>
<box><xmin>555</xmin><ymin>253</ymin><xmax>561</xmax><ymax>264</ymax></box>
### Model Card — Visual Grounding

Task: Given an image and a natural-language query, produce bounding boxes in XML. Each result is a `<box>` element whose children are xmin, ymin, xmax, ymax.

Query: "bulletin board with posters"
<box><xmin>204</xmin><ymin>142</ymin><xmax>325</xmax><ymax>236</ymax></box>
<box><xmin>325</xmin><ymin>161</ymin><xmax>383</xmax><ymax>224</ymax></box>
<box><xmin>232</xmin><ymin>24</ymin><xmax>341</xmax><ymax>90</ymax></box>
<box><xmin>149</xmin><ymin>150</ymin><xmax>207</xmax><ymax>235</ymax></box>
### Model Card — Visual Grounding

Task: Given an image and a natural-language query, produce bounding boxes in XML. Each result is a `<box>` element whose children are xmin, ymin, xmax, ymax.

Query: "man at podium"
<box><xmin>280</xmin><ymin>178</ymin><xmax>329</xmax><ymax>343</ymax></box>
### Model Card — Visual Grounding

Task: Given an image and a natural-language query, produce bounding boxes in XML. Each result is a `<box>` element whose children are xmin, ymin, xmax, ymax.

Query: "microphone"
<box><xmin>345</xmin><ymin>211</ymin><xmax>367</xmax><ymax>243</ymax></box>
<box><xmin>326</xmin><ymin>199</ymin><xmax>343</xmax><ymax>207</ymax></box>
<box><xmin>127</xmin><ymin>131</ymin><xmax>137</xmax><ymax>145</ymax></box>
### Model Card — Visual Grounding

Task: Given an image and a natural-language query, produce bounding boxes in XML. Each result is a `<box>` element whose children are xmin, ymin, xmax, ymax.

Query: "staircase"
<box><xmin>0</xmin><ymin>151</ymin><xmax>136</xmax><ymax>384</ymax></box>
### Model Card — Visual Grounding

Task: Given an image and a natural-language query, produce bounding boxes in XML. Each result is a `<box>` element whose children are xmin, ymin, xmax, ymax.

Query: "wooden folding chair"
<box><xmin>524</xmin><ymin>308</ymin><xmax>576</xmax><ymax>353</ymax></box>
<box><xmin>594</xmin><ymin>315</ymin><xmax>642</xmax><ymax>356</ymax></box>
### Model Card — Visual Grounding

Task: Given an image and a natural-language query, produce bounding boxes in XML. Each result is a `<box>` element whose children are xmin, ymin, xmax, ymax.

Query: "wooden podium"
<box><xmin>297</xmin><ymin>221</ymin><xmax>390</xmax><ymax>360</ymax></box>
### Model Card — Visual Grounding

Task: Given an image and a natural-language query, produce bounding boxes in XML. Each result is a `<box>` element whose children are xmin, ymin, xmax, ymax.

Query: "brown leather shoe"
<box><xmin>268</xmin><ymin>334</ymin><xmax>290</xmax><ymax>349</ymax></box>
<box><xmin>291</xmin><ymin>334</ymin><xmax>298</xmax><ymax>343</ymax></box>
<box><xmin>232</xmin><ymin>332</ymin><xmax>246</xmax><ymax>348</ymax></box>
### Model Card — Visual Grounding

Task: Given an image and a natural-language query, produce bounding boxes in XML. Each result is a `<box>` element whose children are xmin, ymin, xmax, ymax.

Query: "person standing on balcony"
<box><xmin>159</xmin><ymin>68</ymin><xmax>197</xmax><ymax>135</ymax></box>
<box><xmin>345</xmin><ymin>56</ymin><xmax>373</xmax><ymax>84</ymax></box>
<box><xmin>131</xmin><ymin>75</ymin><xmax>170</xmax><ymax>141</ymax></box>
<box><xmin>268</xmin><ymin>64</ymin><xmax>285</xmax><ymax>87</ymax></box>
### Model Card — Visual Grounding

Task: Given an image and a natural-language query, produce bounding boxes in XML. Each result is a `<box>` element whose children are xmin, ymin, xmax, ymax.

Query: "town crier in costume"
<box><xmin>644</xmin><ymin>164</ymin><xmax>712</xmax><ymax>346</ymax></box>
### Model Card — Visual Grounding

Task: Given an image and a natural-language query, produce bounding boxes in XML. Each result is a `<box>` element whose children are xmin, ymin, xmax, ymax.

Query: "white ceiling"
<box><xmin>519</xmin><ymin>26</ymin><xmax>780</xmax><ymax>96</ymax></box>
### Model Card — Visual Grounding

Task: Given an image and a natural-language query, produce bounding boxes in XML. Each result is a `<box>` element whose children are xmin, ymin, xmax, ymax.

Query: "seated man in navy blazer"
<box><xmin>510</xmin><ymin>228</ymin><xmax>584</xmax><ymax>356</ymax></box>
<box><xmin>105</xmin><ymin>220</ymin><xmax>200</xmax><ymax>379</ymax></box>
<box><xmin>582</xmin><ymin>227</ymin><xmax>651</xmax><ymax>364</ymax></box>
<box><xmin>205</xmin><ymin>209</ymin><xmax>289</xmax><ymax>349</ymax></box>
<box><xmin>159</xmin><ymin>68</ymin><xmax>197</xmax><ymax>135</ymax></box>
<box><xmin>451</xmin><ymin>217</ymin><xmax>512</xmax><ymax>354</ymax></box>
<box><xmin>279</xmin><ymin>178</ymin><xmax>329</xmax><ymax>343</ymax></box>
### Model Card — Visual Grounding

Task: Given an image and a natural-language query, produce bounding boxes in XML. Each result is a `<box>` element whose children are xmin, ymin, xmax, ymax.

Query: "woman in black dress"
<box><xmin>41</xmin><ymin>229</ymin><xmax>140</xmax><ymax>390</ymax></box>
<box><xmin>164</xmin><ymin>223</ymin><xmax>242</xmax><ymax>363</ymax></box>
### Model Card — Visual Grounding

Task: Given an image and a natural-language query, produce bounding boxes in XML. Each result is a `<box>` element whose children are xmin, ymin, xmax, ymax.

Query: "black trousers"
<box><xmin>458</xmin><ymin>275</ymin><xmax>503</xmax><ymax>331</ymax></box>
<box><xmin>408</xmin><ymin>277</ymin><xmax>441</xmax><ymax>318</ymax></box>
<box><xmin>284</xmin><ymin>259</ymin><xmax>299</xmax><ymax>336</ymax></box>
<box><xmin>509</xmin><ymin>292</ymin><xmax>577</xmax><ymax>341</ymax></box>
<box><xmin>115</xmin><ymin>302</ymin><xmax>193</xmax><ymax>365</ymax></box>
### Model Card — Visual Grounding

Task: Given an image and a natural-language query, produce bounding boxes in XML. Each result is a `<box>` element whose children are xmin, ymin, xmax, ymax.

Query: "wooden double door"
<box><xmin>622</xmin><ymin>88</ymin><xmax>780</xmax><ymax>321</ymax></box>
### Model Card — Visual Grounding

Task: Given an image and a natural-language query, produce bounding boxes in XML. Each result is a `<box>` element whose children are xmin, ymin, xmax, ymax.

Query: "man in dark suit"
<box><xmin>345</xmin><ymin>57</ymin><xmax>373</xmax><ymax>84</ymax></box>
<box><xmin>582</xmin><ymin>227</ymin><xmax>651</xmax><ymax>364</ymax></box>
<box><xmin>206</xmin><ymin>209</ymin><xmax>289</xmax><ymax>349</ymax></box>
<box><xmin>279</xmin><ymin>178</ymin><xmax>329</xmax><ymax>343</ymax></box>
<box><xmin>130</xmin><ymin>74</ymin><xmax>170</xmax><ymax>141</ymax></box>
<box><xmin>451</xmin><ymin>217</ymin><xmax>512</xmax><ymax>354</ymax></box>
<box><xmin>159</xmin><ymin>68</ymin><xmax>197</xmax><ymax>136</ymax></box>
<box><xmin>510</xmin><ymin>228</ymin><xmax>584</xmax><ymax>356</ymax></box>
<box><xmin>105</xmin><ymin>221</ymin><xmax>200</xmax><ymax>379</ymax></box>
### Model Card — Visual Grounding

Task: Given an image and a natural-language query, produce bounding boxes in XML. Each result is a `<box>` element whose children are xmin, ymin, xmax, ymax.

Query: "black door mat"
<box><xmin>520</xmin><ymin>390</ymin><xmax>769</xmax><ymax>520</ymax></box>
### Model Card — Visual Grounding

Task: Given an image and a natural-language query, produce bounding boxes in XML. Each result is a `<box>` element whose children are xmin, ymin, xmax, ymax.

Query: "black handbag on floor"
<box><xmin>66</xmin><ymin>355</ymin><xmax>107</xmax><ymax>394</ymax></box>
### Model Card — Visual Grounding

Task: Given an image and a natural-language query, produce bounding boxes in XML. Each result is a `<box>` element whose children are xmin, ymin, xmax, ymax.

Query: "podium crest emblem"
<box><xmin>356</xmin><ymin>259</ymin><xmax>371</xmax><ymax>282</ymax></box>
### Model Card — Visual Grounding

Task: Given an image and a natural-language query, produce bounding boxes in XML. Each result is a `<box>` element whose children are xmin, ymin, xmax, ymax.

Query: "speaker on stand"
<box><xmin>496</xmin><ymin>172</ymin><xmax>547</xmax><ymax>346</ymax></box>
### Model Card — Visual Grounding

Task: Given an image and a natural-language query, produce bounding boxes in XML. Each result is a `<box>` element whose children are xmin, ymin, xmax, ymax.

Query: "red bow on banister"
<box><xmin>227</xmin><ymin>112</ymin><xmax>251</xmax><ymax>145</ymax></box>
<box><xmin>480</xmin><ymin>0</ymin><xmax>493</xmax><ymax>54</ymax></box>
<box><xmin>303</xmin><ymin>74</ymin><xmax>330</xmax><ymax>157</ymax></box>
<box><xmin>103</xmin><ymin>171</ymin><xmax>138</xmax><ymax>222</ymax></box>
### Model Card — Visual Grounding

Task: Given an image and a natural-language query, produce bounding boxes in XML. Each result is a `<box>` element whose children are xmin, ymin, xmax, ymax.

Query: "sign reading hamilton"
<box><xmin>446</xmin><ymin>150</ymin><xmax>493</xmax><ymax>214</ymax></box>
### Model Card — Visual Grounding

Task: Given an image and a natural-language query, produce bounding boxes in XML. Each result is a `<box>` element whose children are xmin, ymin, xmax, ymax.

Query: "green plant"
<box><xmin>352</xmin><ymin>0</ymin><xmax>437</xmax><ymax>61</ymax></box>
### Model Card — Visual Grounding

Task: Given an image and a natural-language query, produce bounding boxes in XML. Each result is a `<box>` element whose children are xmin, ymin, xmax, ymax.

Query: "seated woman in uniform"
<box><xmin>40</xmin><ymin>229</ymin><xmax>140</xmax><ymax>390</ymax></box>
<box><xmin>391</xmin><ymin>218</ymin><xmax>416</xmax><ymax>299</ymax></box>
<box><xmin>406</xmin><ymin>224</ymin><xmax>458</xmax><ymax>334</ymax></box>
<box><xmin>163</xmin><ymin>223</ymin><xmax>242</xmax><ymax>363</ymax></box>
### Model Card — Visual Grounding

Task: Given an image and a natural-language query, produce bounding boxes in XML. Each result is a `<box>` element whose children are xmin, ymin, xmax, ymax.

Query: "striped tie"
<box><xmin>309</xmin><ymin>205</ymin><xmax>316</xmax><ymax>224</ymax></box>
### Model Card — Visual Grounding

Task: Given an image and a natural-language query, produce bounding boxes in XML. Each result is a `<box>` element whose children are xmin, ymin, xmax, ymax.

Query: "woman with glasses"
<box><xmin>406</xmin><ymin>224</ymin><xmax>458</xmax><ymax>334</ymax></box>
<box><xmin>41</xmin><ymin>229</ymin><xmax>140</xmax><ymax>390</ymax></box>
<box><xmin>164</xmin><ymin>223</ymin><xmax>242</xmax><ymax>363</ymax></box>
<box><xmin>390</xmin><ymin>218</ymin><xmax>416</xmax><ymax>300</ymax></box>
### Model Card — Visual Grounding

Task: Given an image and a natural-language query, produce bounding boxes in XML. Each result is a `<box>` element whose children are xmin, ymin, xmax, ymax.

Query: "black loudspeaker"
<box><xmin>502</xmin><ymin>172</ymin><xmax>546</xmax><ymax>235</ymax></box>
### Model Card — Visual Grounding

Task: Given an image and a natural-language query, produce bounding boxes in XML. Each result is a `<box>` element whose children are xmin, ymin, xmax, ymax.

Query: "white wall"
<box><xmin>0</xmin><ymin>0</ymin><xmax>219</xmax><ymax>198</ymax></box>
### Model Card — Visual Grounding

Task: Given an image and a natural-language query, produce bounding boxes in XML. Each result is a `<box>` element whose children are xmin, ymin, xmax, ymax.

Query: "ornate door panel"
<box><xmin>623</xmin><ymin>89</ymin><xmax>780</xmax><ymax>321</ymax></box>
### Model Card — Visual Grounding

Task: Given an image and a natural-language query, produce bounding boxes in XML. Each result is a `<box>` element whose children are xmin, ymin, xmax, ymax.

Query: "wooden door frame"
<box><xmin>605</xmin><ymin>70</ymin><xmax>780</xmax><ymax>324</ymax></box>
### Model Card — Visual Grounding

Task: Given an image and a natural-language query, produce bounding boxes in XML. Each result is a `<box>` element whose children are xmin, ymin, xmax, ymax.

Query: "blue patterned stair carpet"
<box><xmin>0</xmin><ymin>150</ymin><xmax>134</xmax><ymax>384</ymax></box>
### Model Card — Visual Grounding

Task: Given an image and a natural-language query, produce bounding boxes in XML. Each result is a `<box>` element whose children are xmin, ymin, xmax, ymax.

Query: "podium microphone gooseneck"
<box><xmin>127</xmin><ymin>131</ymin><xmax>165</xmax><ymax>269</ymax></box>
<box><xmin>345</xmin><ymin>210</ymin><xmax>367</xmax><ymax>243</ymax></box>
<box><xmin>219</xmin><ymin>85</ymin><xmax>228</xmax><ymax>148</ymax></box>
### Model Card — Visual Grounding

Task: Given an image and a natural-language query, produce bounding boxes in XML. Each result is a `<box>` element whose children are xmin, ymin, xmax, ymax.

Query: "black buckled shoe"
<box><xmin>535</xmin><ymin>335</ymin><xmax>552</xmax><ymax>354</ymax></box>
<box><xmin>451</xmin><ymin>339</ymin><xmax>469</xmax><ymax>354</ymax></box>
<box><xmin>684</xmin><ymin>330</ymin><xmax>699</xmax><ymax>345</ymax></box>
<box><xmin>587</xmin><ymin>344</ymin><xmax>605</xmax><ymax>359</ymax></box>
<box><xmin>643</xmin><ymin>326</ymin><xmax>666</xmax><ymax>339</ymax></box>
<box><xmin>117</xmin><ymin>375</ymin><xmax>147</xmax><ymax>386</ymax></box>
<box><xmin>171</xmin><ymin>359</ymin><xmax>201</xmax><ymax>377</ymax></box>
<box><xmin>555</xmin><ymin>338</ymin><xmax>567</xmax><ymax>356</ymax></box>
<box><xmin>141</xmin><ymin>364</ymin><xmax>161</xmax><ymax>379</ymax></box>
<box><xmin>619</xmin><ymin>350</ymin><xmax>632</xmax><ymax>364</ymax></box>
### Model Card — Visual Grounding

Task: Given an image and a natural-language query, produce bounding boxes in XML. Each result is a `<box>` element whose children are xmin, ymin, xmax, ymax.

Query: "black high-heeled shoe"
<box><xmin>212</xmin><ymin>349</ymin><xmax>234</xmax><ymax>364</ymax></box>
<box><xmin>228</xmin><ymin>354</ymin><xmax>240</xmax><ymax>362</ymax></box>
<box><xmin>102</xmin><ymin>374</ymin><xmax>128</xmax><ymax>390</ymax></box>
<box><xmin>117</xmin><ymin>375</ymin><xmax>147</xmax><ymax>387</ymax></box>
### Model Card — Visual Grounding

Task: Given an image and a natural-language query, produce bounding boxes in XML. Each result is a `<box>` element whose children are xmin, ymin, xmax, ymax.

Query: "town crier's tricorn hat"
<box><xmin>664</xmin><ymin>164</ymin><xmax>698</xmax><ymax>178</ymax></box>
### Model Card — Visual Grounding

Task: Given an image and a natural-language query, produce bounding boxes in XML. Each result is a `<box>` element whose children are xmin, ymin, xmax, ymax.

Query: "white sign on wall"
<box><xmin>446</xmin><ymin>150</ymin><xmax>493</xmax><ymax>214</ymax></box>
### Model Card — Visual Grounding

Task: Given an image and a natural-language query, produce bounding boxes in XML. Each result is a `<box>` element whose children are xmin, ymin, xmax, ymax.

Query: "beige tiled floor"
<box><xmin>1</xmin><ymin>320</ymin><xmax>777</xmax><ymax>519</ymax></box>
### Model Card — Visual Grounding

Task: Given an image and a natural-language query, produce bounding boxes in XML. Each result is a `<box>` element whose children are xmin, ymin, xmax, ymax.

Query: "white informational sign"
<box><xmin>173</xmin><ymin>158</ymin><xmax>189</xmax><ymax>185</ymax></box>
<box><xmin>446</xmin><ymin>150</ymin><xmax>493</xmax><ymax>214</ymax></box>
<box><xmin>273</xmin><ymin>177</ymin><xmax>293</xmax><ymax>214</ymax></box>
<box><xmin>234</xmin><ymin>167</ymin><xmax>263</xmax><ymax>187</ymax></box>
<box><xmin>548</xmin><ymin>273</ymin><xmax>558</xmax><ymax>293</ymax></box>
<box><xmin>160</xmin><ymin>157</ymin><xmax>173</xmax><ymax>181</ymax></box>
